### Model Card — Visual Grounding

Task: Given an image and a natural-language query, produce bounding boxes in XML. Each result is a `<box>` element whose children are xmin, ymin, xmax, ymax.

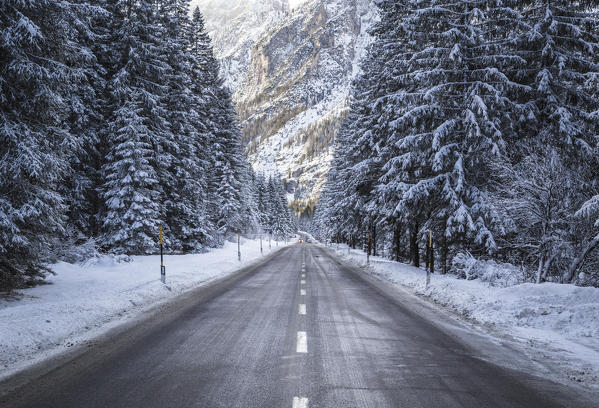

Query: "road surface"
<box><xmin>0</xmin><ymin>244</ymin><xmax>593</xmax><ymax>407</ymax></box>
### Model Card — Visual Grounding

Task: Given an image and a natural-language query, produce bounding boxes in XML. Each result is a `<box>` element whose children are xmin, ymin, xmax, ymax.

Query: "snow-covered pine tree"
<box><xmin>100</xmin><ymin>0</ymin><xmax>170</xmax><ymax>254</ymax></box>
<box><xmin>495</xmin><ymin>1</ymin><xmax>599</xmax><ymax>281</ymax></box>
<box><xmin>265</xmin><ymin>176</ymin><xmax>294</xmax><ymax>238</ymax></box>
<box><xmin>209</xmin><ymin>86</ymin><xmax>257</xmax><ymax>238</ymax></box>
<box><xmin>189</xmin><ymin>6</ymin><xmax>258</xmax><ymax>239</ymax></box>
<box><xmin>60</xmin><ymin>0</ymin><xmax>108</xmax><ymax>245</ymax></box>
<box><xmin>514</xmin><ymin>1</ymin><xmax>599</xmax><ymax>156</ymax></box>
<box><xmin>568</xmin><ymin>194</ymin><xmax>599</xmax><ymax>282</ymax></box>
<box><xmin>158</xmin><ymin>0</ymin><xmax>211</xmax><ymax>252</ymax></box>
<box><xmin>381</xmin><ymin>0</ymin><xmax>526</xmax><ymax>259</ymax></box>
<box><xmin>254</xmin><ymin>173</ymin><xmax>271</xmax><ymax>229</ymax></box>
<box><xmin>0</xmin><ymin>0</ymin><xmax>94</xmax><ymax>289</ymax></box>
<box><xmin>214</xmin><ymin>165</ymin><xmax>245</xmax><ymax>235</ymax></box>
<box><xmin>241</xmin><ymin>164</ymin><xmax>260</xmax><ymax>234</ymax></box>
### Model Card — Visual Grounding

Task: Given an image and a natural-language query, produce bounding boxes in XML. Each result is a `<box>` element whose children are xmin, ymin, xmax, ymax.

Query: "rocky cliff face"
<box><xmin>193</xmin><ymin>0</ymin><xmax>290</xmax><ymax>91</ymax></box>
<box><xmin>195</xmin><ymin>0</ymin><xmax>376</xmax><ymax>215</ymax></box>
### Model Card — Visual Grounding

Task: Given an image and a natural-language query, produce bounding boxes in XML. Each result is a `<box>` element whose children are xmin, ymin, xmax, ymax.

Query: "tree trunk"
<box><xmin>393</xmin><ymin>223</ymin><xmax>401</xmax><ymax>262</ymax></box>
<box><xmin>430</xmin><ymin>240</ymin><xmax>435</xmax><ymax>274</ymax></box>
<box><xmin>541</xmin><ymin>252</ymin><xmax>558</xmax><ymax>281</ymax></box>
<box><xmin>535</xmin><ymin>254</ymin><xmax>544</xmax><ymax>284</ymax></box>
<box><xmin>372</xmin><ymin>224</ymin><xmax>377</xmax><ymax>257</ymax></box>
<box><xmin>441</xmin><ymin>226</ymin><xmax>448</xmax><ymax>274</ymax></box>
<box><xmin>564</xmin><ymin>235</ymin><xmax>599</xmax><ymax>283</ymax></box>
<box><xmin>410</xmin><ymin>222</ymin><xmax>419</xmax><ymax>267</ymax></box>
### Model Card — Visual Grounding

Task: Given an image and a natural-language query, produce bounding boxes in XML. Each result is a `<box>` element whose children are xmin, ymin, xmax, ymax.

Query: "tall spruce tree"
<box><xmin>189</xmin><ymin>6</ymin><xmax>258</xmax><ymax>238</ymax></box>
<box><xmin>0</xmin><ymin>0</ymin><xmax>95</xmax><ymax>289</ymax></box>
<box><xmin>100</xmin><ymin>0</ymin><xmax>169</xmax><ymax>254</ymax></box>
<box><xmin>159</xmin><ymin>0</ymin><xmax>211</xmax><ymax>251</ymax></box>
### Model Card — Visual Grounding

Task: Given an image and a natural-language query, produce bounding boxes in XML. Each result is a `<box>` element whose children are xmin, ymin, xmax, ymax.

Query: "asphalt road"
<box><xmin>0</xmin><ymin>244</ymin><xmax>593</xmax><ymax>407</ymax></box>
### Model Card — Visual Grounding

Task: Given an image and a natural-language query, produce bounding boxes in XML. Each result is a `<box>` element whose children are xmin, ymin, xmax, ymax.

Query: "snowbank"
<box><xmin>0</xmin><ymin>237</ymin><xmax>292</xmax><ymax>378</ymax></box>
<box><xmin>329</xmin><ymin>244</ymin><xmax>599</xmax><ymax>386</ymax></box>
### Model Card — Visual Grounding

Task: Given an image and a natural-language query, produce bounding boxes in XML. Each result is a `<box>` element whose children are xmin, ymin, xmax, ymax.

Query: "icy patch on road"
<box><xmin>328</xmin><ymin>244</ymin><xmax>599</xmax><ymax>389</ymax></box>
<box><xmin>0</xmin><ymin>237</ymin><xmax>293</xmax><ymax>380</ymax></box>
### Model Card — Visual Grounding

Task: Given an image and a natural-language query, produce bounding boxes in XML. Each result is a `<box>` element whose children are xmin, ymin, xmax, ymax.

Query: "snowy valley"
<box><xmin>195</xmin><ymin>0</ymin><xmax>376</xmax><ymax>216</ymax></box>
<box><xmin>1</xmin><ymin>0</ymin><xmax>599</xmax><ymax>406</ymax></box>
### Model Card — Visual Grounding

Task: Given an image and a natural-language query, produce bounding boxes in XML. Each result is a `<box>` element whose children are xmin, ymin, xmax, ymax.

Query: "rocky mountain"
<box><xmin>194</xmin><ymin>0</ymin><xmax>376</xmax><ymax>217</ymax></box>
<box><xmin>192</xmin><ymin>0</ymin><xmax>291</xmax><ymax>91</ymax></box>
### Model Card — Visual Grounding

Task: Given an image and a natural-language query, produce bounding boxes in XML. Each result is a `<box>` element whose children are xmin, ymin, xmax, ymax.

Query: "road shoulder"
<box><xmin>0</xmin><ymin>245</ymin><xmax>292</xmax><ymax>401</ymax></box>
<box><xmin>316</xmin><ymin>244</ymin><xmax>599</xmax><ymax>407</ymax></box>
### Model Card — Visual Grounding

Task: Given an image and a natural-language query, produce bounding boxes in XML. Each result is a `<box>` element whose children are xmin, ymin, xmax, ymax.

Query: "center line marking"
<box><xmin>299</xmin><ymin>304</ymin><xmax>306</xmax><ymax>315</ymax></box>
<box><xmin>292</xmin><ymin>397</ymin><xmax>308</xmax><ymax>408</ymax></box>
<box><xmin>301</xmin><ymin>280</ymin><xmax>306</xmax><ymax>285</ymax></box>
<box><xmin>301</xmin><ymin>273</ymin><xmax>305</xmax><ymax>278</ymax></box>
<box><xmin>297</xmin><ymin>331</ymin><xmax>307</xmax><ymax>353</ymax></box>
<box><xmin>300</xmin><ymin>289</ymin><xmax>306</xmax><ymax>295</ymax></box>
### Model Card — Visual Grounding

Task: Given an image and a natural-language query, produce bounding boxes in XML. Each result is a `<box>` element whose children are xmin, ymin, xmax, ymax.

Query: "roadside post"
<box><xmin>260</xmin><ymin>234</ymin><xmax>263</xmax><ymax>255</ymax></box>
<box><xmin>238</xmin><ymin>233</ymin><xmax>241</xmax><ymax>262</ymax></box>
<box><xmin>269</xmin><ymin>231</ymin><xmax>272</xmax><ymax>249</ymax></box>
<box><xmin>367</xmin><ymin>234</ymin><xmax>371</xmax><ymax>265</ymax></box>
<box><xmin>160</xmin><ymin>226</ymin><xmax>166</xmax><ymax>284</ymax></box>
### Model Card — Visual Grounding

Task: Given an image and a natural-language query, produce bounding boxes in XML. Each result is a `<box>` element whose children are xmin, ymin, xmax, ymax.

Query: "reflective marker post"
<box><xmin>367</xmin><ymin>234</ymin><xmax>371</xmax><ymax>265</ymax></box>
<box><xmin>238</xmin><ymin>233</ymin><xmax>241</xmax><ymax>262</ymax></box>
<box><xmin>260</xmin><ymin>235</ymin><xmax>263</xmax><ymax>255</ymax></box>
<box><xmin>160</xmin><ymin>226</ymin><xmax>166</xmax><ymax>284</ymax></box>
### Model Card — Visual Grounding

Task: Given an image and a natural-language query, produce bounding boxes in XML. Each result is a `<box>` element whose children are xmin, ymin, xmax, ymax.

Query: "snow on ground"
<box><xmin>0</xmin><ymin>237</ymin><xmax>293</xmax><ymax>380</ymax></box>
<box><xmin>328</xmin><ymin>243</ymin><xmax>599</xmax><ymax>388</ymax></box>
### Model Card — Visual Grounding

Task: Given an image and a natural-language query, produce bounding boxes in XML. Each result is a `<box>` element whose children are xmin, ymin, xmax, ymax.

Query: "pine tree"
<box><xmin>159</xmin><ymin>0</ymin><xmax>211</xmax><ymax>251</ymax></box>
<box><xmin>375</xmin><ymin>1</ymin><xmax>528</xmax><ymax>257</ymax></box>
<box><xmin>254</xmin><ymin>173</ymin><xmax>269</xmax><ymax>228</ymax></box>
<box><xmin>0</xmin><ymin>0</ymin><xmax>94</xmax><ymax>289</ymax></box>
<box><xmin>515</xmin><ymin>1</ymin><xmax>599</xmax><ymax>156</ymax></box>
<box><xmin>100</xmin><ymin>0</ymin><xmax>169</xmax><ymax>254</ymax></box>
<box><xmin>62</xmin><ymin>0</ymin><xmax>108</xmax><ymax>243</ymax></box>
<box><xmin>189</xmin><ymin>6</ymin><xmax>258</xmax><ymax>239</ymax></box>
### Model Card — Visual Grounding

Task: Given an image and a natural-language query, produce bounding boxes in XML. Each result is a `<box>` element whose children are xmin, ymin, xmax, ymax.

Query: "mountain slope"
<box><xmin>195</xmin><ymin>0</ymin><xmax>376</xmax><ymax>216</ymax></box>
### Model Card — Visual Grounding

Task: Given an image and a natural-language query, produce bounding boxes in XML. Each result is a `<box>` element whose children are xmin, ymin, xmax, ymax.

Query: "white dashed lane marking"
<box><xmin>300</xmin><ymin>289</ymin><xmax>306</xmax><ymax>296</ymax></box>
<box><xmin>297</xmin><ymin>331</ymin><xmax>307</xmax><ymax>353</ymax></box>
<box><xmin>292</xmin><ymin>397</ymin><xmax>308</xmax><ymax>408</ymax></box>
<box><xmin>299</xmin><ymin>304</ymin><xmax>306</xmax><ymax>315</ymax></box>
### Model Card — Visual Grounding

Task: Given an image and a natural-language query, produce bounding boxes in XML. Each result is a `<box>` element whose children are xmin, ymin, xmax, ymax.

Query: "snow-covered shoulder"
<box><xmin>0</xmin><ymin>238</ymin><xmax>293</xmax><ymax>381</ymax></box>
<box><xmin>329</xmin><ymin>244</ymin><xmax>599</xmax><ymax>389</ymax></box>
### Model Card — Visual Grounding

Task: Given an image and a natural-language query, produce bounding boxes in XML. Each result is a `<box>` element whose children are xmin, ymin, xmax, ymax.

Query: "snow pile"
<box><xmin>0</xmin><ymin>238</ymin><xmax>291</xmax><ymax>378</ymax></box>
<box><xmin>450</xmin><ymin>251</ymin><xmax>524</xmax><ymax>287</ymax></box>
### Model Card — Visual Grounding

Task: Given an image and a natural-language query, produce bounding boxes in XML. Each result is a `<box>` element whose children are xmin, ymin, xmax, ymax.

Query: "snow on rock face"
<box><xmin>192</xmin><ymin>0</ymin><xmax>290</xmax><ymax>91</ymax></box>
<box><xmin>197</xmin><ymin>0</ymin><xmax>377</xmax><ymax>212</ymax></box>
